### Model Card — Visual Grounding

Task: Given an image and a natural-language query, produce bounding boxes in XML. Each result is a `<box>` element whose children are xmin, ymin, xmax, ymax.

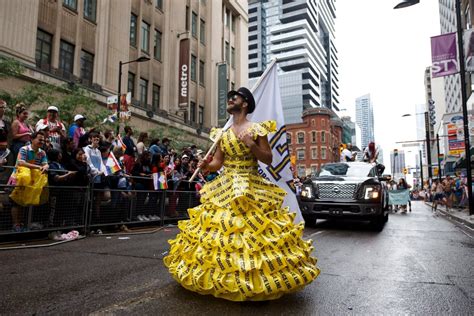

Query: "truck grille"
<box><xmin>317</xmin><ymin>184</ymin><xmax>357</xmax><ymax>199</ymax></box>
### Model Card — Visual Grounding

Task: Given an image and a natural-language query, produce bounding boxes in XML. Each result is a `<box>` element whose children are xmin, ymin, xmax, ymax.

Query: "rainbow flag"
<box><xmin>153</xmin><ymin>172</ymin><xmax>168</xmax><ymax>190</ymax></box>
<box><xmin>105</xmin><ymin>152</ymin><xmax>122</xmax><ymax>176</ymax></box>
<box><xmin>117</xmin><ymin>134</ymin><xmax>127</xmax><ymax>152</ymax></box>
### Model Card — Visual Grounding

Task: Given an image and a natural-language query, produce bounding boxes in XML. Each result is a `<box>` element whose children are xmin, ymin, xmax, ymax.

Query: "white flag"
<box><xmin>248</xmin><ymin>61</ymin><xmax>304</xmax><ymax>224</ymax></box>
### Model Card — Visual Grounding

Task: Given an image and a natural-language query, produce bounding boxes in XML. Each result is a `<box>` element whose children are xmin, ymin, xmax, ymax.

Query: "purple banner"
<box><xmin>431</xmin><ymin>33</ymin><xmax>458</xmax><ymax>78</ymax></box>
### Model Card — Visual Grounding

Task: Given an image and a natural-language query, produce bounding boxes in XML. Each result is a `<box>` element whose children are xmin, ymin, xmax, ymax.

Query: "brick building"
<box><xmin>286</xmin><ymin>107</ymin><xmax>343</xmax><ymax>177</ymax></box>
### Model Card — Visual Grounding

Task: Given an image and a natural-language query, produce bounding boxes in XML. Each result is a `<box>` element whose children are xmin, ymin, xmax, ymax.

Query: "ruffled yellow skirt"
<box><xmin>163</xmin><ymin>170</ymin><xmax>320</xmax><ymax>301</ymax></box>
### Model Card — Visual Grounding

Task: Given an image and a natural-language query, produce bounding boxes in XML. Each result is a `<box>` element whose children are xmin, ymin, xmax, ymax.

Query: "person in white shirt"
<box><xmin>363</xmin><ymin>141</ymin><xmax>380</xmax><ymax>163</ymax></box>
<box><xmin>35</xmin><ymin>106</ymin><xmax>66</xmax><ymax>150</ymax></box>
<box><xmin>340</xmin><ymin>143</ymin><xmax>356</xmax><ymax>162</ymax></box>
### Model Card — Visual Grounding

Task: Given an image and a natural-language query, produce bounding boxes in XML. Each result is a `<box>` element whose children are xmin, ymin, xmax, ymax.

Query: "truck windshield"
<box><xmin>315</xmin><ymin>163</ymin><xmax>373</xmax><ymax>178</ymax></box>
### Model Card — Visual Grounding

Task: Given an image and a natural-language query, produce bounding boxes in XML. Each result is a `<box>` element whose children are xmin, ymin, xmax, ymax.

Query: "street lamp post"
<box><xmin>395</xmin><ymin>0</ymin><xmax>473</xmax><ymax>215</ymax></box>
<box><xmin>436</xmin><ymin>133</ymin><xmax>442</xmax><ymax>180</ymax></box>
<box><xmin>402</xmin><ymin>112</ymin><xmax>433</xmax><ymax>179</ymax></box>
<box><xmin>419</xmin><ymin>149</ymin><xmax>424</xmax><ymax>189</ymax></box>
<box><xmin>117</xmin><ymin>56</ymin><xmax>150</xmax><ymax>134</ymax></box>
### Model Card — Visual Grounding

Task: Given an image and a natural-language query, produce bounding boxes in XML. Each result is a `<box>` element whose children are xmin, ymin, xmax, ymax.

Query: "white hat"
<box><xmin>74</xmin><ymin>114</ymin><xmax>86</xmax><ymax>121</ymax></box>
<box><xmin>196</xmin><ymin>149</ymin><xmax>203</xmax><ymax>155</ymax></box>
<box><xmin>182</xmin><ymin>154</ymin><xmax>189</xmax><ymax>159</ymax></box>
<box><xmin>47</xmin><ymin>106</ymin><xmax>59</xmax><ymax>112</ymax></box>
<box><xmin>36</xmin><ymin>123</ymin><xmax>49</xmax><ymax>132</ymax></box>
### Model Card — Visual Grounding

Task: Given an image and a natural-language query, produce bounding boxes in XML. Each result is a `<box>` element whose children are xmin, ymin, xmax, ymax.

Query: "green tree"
<box><xmin>0</xmin><ymin>56</ymin><xmax>113</xmax><ymax>129</ymax></box>
<box><xmin>0</xmin><ymin>56</ymin><xmax>24</xmax><ymax>79</ymax></box>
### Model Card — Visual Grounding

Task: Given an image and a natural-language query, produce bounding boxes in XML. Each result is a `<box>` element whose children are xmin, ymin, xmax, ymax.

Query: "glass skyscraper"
<box><xmin>248</xmin><ymin>0</ymin><xmax>339</xmax><ymax>124</ymax></box>
<box><xmin>355</xmin><ymin>94</ymin><xmax>375</xmax><ymax>155</ymax></box>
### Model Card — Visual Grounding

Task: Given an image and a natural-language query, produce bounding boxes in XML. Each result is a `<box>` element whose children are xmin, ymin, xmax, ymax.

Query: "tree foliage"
<box><xmin>0</xmin><ymin>56</ymin><xmax>112</xmax><ymax>129</ymax></box>
<box><xmin>0</xmin><ymin>56</ymin><xmax>24</xmax><ymax>79</ymax></box>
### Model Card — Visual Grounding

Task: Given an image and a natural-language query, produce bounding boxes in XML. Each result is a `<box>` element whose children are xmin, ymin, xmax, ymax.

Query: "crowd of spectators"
<box><xmin>0</xmin><ymin>100</ymin><xmax>210</xmax><ymax>232</ymax></box>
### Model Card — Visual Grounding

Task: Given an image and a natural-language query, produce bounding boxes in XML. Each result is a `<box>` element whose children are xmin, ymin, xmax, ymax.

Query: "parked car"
<box><xmin>298</xmin><ymin>162</ymin><xmax>390</xmax><ymax>231</ymax></box>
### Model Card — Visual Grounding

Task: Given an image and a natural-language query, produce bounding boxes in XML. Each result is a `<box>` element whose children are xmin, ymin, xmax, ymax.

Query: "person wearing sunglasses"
<box><xmin>164</xmin><ymin>87</ymin><xmax>319</xmax><ymax>301</ymax></box>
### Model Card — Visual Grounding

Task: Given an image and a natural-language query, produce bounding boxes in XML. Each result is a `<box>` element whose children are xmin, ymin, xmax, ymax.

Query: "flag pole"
<box><xmin>188</xmin><ymin>59</ymin><xmax>279</xmax><ymax>182</ymax></box>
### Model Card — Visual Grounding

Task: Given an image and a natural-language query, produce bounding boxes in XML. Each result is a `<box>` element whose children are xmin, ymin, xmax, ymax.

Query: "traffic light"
<box><xmin>339</xmin><ymin>144</ymin><xmax>345</xmax><ymax>154</ymax></box>
<box><xmin>403</xmin><ymin>168</ymin><xmax>408</xmax><ymax>174</ymax></box>
<box><xmin>428</xmin><ymin>99</ymin><xmax>436</xmax><ymax>126</ymax></box>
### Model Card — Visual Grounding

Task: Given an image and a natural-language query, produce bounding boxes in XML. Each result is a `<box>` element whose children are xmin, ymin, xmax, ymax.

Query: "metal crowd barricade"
<box><xmin>0</xmin><ymin>183</ymin><xmax>89</xmax><ymax>235</ymax></box>
<box><xmin>0</xmin><ymin>165</ymin><xmax>203</xmax><ymax>237</ymax></box>
<box><xmin>87</xmin><ymin>175</ymin><xmax>200</xmax><ymax>230</ymax></box>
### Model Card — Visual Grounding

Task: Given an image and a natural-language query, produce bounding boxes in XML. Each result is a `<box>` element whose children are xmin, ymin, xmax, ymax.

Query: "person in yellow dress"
<box><xmin>164</xmin><ymin>87</ymin><xmax>319</xmax><ymax>301</ymax></box>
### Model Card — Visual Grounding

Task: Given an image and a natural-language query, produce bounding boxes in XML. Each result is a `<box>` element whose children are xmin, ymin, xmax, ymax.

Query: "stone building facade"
<box><xmin>0</xmin><ymin>0</ymin><xmax>248</xmax><ymax>141</ymax></box>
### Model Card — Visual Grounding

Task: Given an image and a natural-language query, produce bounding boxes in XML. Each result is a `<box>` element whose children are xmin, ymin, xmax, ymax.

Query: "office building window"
<box><xmin>225</xmin><ymin>41</ymin><xmax>229</xmax><ymax>63</ymax></box>
<box><xmin>199</xmin><ymin>60</ymin><xmax>205</xmax><ymax>86</ymax></box>
<box><xmin>59</xmin><ymin>40</ymin><xmax>74</xmax><ymax>74</ymax></box>
<box><xmin>152</xmin><ymin>84</ymin><xmax>160</xmax><ymax>111</ymax></box>
<box><xmin>200</xmin><ymin>19</ymin><xmax>205</xmax><ymax>45</ymax></box>
<box><xmin>225</xmin><ymin>9</ymin><xmax>230</xmax><ymax>27</ymax></box>
<box><xmin>321</xmin><ymin>131</ymin><xmax>326</xmax><ymax>143</ymax></box>
<box><xmin>311</xmin><ymin>165</ymin><xmax>318</xmax><ymax>174</ymax></box>
<box><xmin>185</xmin><ymin>6</ymin><xmax>189</xmax><ymax>31</ymax></box>
<box><xmin>287</xmin><ymin>133</ymin><xmax>291</xmax><ymax>144</ymax></box>
<box><xmin>311</xmin><ymin>148</ymin><xmax>317</xmax><ymax>159</ymax></box>
<box><xmin>231</xmin><ymin>47</ymin><xmax>235</xmax><ymax>69</ymax></box>
<box><xmin>156</xmin><ymin>0</ymin><xmax>163</xmax><ymax>10</ymax></box>
<box><xmin>231</xmin><ymin>14</ymin><xmax>236</xmax><ymax>32</ymax></box>
<box><xmin>141</xmin><ymin>21</ymin><xmax>150</xmax><ymax>53</ymax></box>
<box><xmin>63</xmin><ymin>0</ymin><xmax>77</xmax><ymax>10</ymax></box>
<box><xmin>198</xmin><ymin>105</ymin><xmax>204</xmax><ymax>125</ymax></box>
<box><xmin>83</xmin><ymin>0</ymin><xmax>97</xmax><ymax>22</ymax></box>
<box><xmin>297</xmin><ymin>149</ymin><xmax>305</xmax><ymax>160</ymax></box>
<box><xmin>128</xmin><ymin>72</ymin><xmax>135</xmax><ymax>98</ymax></box>
<box><xmin>190</xmin><ymin>101</ymin><xmax>196</xmax><ymax>123</ymax></box>
<box><xmin>154</xmin><ymin>29</ymin><xmax>162</xmax><ymax>61</ymax></box>
<box><xmin>35</xmin><ymin>29</ymin><xmax>52</xmax><ymax>69</ymax></box>
<box><xmin>80</xmin><ymin>50</ymin><xmax>94</xmax><ymax>84</ymax></box>
<box><xmin>192</xmin><ymin>12</ymin><xmax>198</xmax><ymax>38</ymax></box>
<box><xmin>130</xmin><ymin>14</ymin><xmax>137</xmax><ymax>47</ymax></box>
<box><xmin>191</xmin><ymin>55</ymin><xmax>197</xmax><ymax>82</ymax></box>
<box><xmin>311</xmin><ymin>131</ymin><xmax>316</xmax><ymax>143</ymax></box>
<box><xmin>321</xmin><ymin>147</ymin><xmax>327</xmax><ymax>159</ymax></box>
<box><xmin>139</xmin><ymin>78</ymin><xmax>148</xmax><ymax>107</ymax></box>
<box><xmin>297</xmin><ymin>132</ymin><xmax>305</xmax><ymax>144</ymax></box>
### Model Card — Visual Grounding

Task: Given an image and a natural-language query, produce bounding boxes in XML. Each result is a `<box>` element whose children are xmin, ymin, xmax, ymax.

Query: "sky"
<box><xmin>335</xmin><ymin>0</ymin><xmax>441</xmax><ymax>174</ymax></box>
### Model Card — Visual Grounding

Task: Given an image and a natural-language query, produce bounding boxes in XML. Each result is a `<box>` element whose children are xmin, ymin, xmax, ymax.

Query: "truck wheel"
<box><xmin>370</xmin><ymin>213</ymin><xmax>386</xmax><ymax>231</ymax></box>
<box><xmin>304</xmin><ymin>215</ymin><xmax>318</xmax><ymax>227</ymax></box>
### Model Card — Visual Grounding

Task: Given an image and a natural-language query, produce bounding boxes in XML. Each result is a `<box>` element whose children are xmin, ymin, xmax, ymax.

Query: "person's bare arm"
<box><xmin>198</xmin><ymin>144</ymin><xmax>224</xmax><ymax>172</ymax></box>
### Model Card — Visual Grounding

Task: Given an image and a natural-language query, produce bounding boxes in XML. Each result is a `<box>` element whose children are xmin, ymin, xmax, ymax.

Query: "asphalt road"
<box><xmin>0</xmin><ymin>201</ymin><xmax>473</xmax><ymax>315</ymax></box>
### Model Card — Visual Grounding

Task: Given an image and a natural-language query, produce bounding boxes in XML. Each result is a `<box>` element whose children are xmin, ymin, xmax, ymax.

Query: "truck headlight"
<box><xmin>364</xmin><ymin>185</ymin><xmax>380</xmax><ymax>199</ymax></box>
<box><xmin>301</xmin><ymin>184</ymin><xmax>314</xmax><ymax>199</ymax></box>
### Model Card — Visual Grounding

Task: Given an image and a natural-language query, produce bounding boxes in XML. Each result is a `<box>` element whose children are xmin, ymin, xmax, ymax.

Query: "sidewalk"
<box><xmin>425</xmin><ymin>202</ymin><xmax>474</xmax><ymax>229</ymax></box>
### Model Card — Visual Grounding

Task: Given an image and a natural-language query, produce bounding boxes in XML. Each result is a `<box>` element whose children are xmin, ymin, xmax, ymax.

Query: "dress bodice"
<box><xmin>211</xmin><ymin>120</ymin><xmax>276</xmax><ymax>174</ymax></box>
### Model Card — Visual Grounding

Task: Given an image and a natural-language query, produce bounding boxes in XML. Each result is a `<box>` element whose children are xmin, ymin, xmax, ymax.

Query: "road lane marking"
<box><xmin>307</xmin><ymin>231</ymin><xmax>326</xmax><ymax>238</ymax></box>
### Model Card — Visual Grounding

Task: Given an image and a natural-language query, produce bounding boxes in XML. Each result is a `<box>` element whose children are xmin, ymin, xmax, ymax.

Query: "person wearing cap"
<box><xmin>69</xmin><ymin>114</ymin><xmax>86</xmax><ymax>149</ymax></box>
<box><xmin>164</xmin><ymin>87</ymin><xmax>319</xmax><ymax>301</ymax></box>
<box><xmin>35</xmin><ymin>105</ymin><xmax>66</xmax><ymax>150</ymax></box>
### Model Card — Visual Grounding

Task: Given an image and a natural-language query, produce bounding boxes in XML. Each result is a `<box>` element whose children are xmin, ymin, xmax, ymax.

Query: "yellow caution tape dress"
<box><xmin>164</xmin><ymin>120</ymin><xmax>320</xmax><ymax>301</ymax></box>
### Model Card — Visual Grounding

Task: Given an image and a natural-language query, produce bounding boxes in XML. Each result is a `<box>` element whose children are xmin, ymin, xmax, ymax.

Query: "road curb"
<box><xmin>425</xmin><ymin>202</ymin><xmax>474</xmax><ymax>229</ymax></box>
